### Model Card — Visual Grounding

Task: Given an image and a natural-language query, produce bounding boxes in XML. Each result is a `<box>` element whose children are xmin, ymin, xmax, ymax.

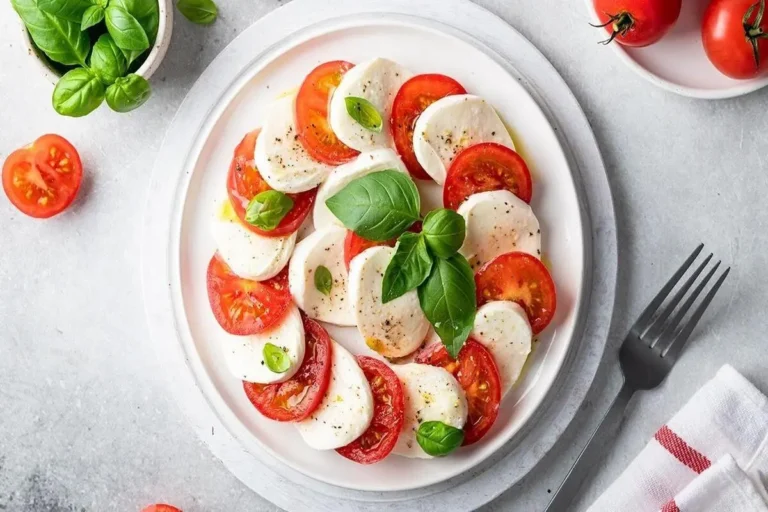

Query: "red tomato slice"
<box><xmin>227</xmin><ymin>130</ymin><xmax>316</xmax><ymax>237</ymax></box>
<box><xmin>141</xmin><ymin>505</ymin><xmax>182</xmax><ymax>512</ymax></box>
<box><xmin>391</xmin><ymin>74</ymin><xmax>467</xmax><ymax>180</ymax></box>
<box><xmin>296</xmin><ymin>61</ymin><xmax>359</xmax><ymax>165</ymax></box>
<box><xmin>244</xmin><ymin>316</ymin><xmax>333</xmax><ymax>422</ymax></box>
<box><xmin>336</xmin><ymin>356</ymin><xmax>405</xmax><ymax>464</ymax></box>
<box><xmin>416</xmin><ymin>339</ymin><xmax>501</xmax><ymax>445</ymax></box>
<box><xmin>475</xmin><ymin>252</ymin><xmax>556</xmax><ymax>335</ymax></box>
<box><xmin>206</xmin><ymin>253</ymin><xmax>292</xmax><ymax>335</ymax></box>
<box><xmin>443</xmin><ymin>143</ymin><xmax>533</xmax><ymax>210</ymax></box>
<box><xmin>2</xmin><ymin>134</ymin><xmax>83</xmax><ymax>218</ymax></box>
<box><xmin>343</xmin><ymin>230</ymin><xmax>397</xmax><ymax>270</ymax></box>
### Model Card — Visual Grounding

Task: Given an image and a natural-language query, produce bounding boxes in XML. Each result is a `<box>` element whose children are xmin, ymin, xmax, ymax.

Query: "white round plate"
<box><xmin>584</xmin><ymin>0</ymin><xmax>768</xmax><ymax>99</ymax></box>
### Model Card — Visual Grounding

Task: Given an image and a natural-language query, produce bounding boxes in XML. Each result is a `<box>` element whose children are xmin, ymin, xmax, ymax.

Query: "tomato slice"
<box><xmin>391</xmin><ymin>74</ymin><xmax>467</xmax><ymax>180</ymax></box>
<box><xmin>296</xmin><ymin>61</ymin><xmax>359</xmax><ymax>165</ymax></box>
<box><xmin>416</xmin><ymin>339</ymin><xmax>501</xmax><ymax>445</ymax></box>
<box><xmin>227</xmin><ymin>130</ymin><xmax>316</xmax><ymax>237</ymax></box>
<box><xmin>336</xmin><ymin>356</ymin><xmax>405</xmax><ymax>464</ymax></box>
<box><xmin>343</xmin><ymin>230</ymin><xmax>397</xmax><ymax>270</ymax></box>
<box><xmin>244</xmin><ymin>316</ymin><xmax>333</xmax><ymax>422</ymax></box>
<box><xmin>443</xmin><ymin>143</ymin><xmax>532</xmax><ymax>210</ymax></box>
<box><xmin>2</xmin><ymin>134</ymin><xmax>83</xmax><ymax>218</ymax></box>
<box><xmin>206</xmin><ymin>253</ymin><xmax>292</xmax><ymax>335</ymax></box>
<box><xmin>474</xmin><ymin>252</ymin><xmax>556</xmax><ymax>335</ymax></box>
<box><xmin>141</xmin><ymin>505</ymin><xmax>182</xmax><ymax>512</ymax></box>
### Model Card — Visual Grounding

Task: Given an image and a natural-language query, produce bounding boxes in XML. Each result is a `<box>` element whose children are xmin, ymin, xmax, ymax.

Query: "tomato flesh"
<box><xmin>244</xmin><ymin>316</ymin><xmax>333</xmax><ymax>422</ymax></box>
<box><xmin>593</xmin><ymin>0</ymin><xmax>681</xmax><ymax>47</ymax></box>
<box><xmin>703</xmin><ymin>0</ymin><xmax>768</xmax><ymax>79</ymax></box>
<box><xmin>336</xmin><ymin>356</ymin><xmax>405</xmax><ymax>464</ymax></box>
<box><xmin>141</xmin><ymin>505</ymin><xmax>182</xmax><ymax>512</ymax></box>
<box><xmin>343</xmin><ymin>230</ymin><xmax>397</xmax><ymax>270</ymax></box>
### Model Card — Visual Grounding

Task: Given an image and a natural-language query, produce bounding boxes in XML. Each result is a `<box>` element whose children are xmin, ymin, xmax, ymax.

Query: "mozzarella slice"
<box><xmin>255</xmin><ymin>93</ymin><xmax>333</xmax><ymax>193</ymax></box>
<box><xmin>313</xmin><ymin>149</ymin><xmax>408</xmax><ymax>230</ymax></box>
<box><xmin>221</xmin><ymin>304</ymin><xmax>305</xmax><ymax>384</ymax></box>
<box><xmin>296</xmin><ymin>340</ymin><xmax>374</xmax><ymax>450</ymax></box>
<box><xmin>471</xmin><ymin>301</ymin><xmax>532</xmax><ymax>396</ymax></box>
<box><xmin>392</xmin><ymin>363</ymin><xmax>468</xmax><ymax>459</ymax></box>
<box><xmin>328</xmin><ymin>58</ymin><xmax>412</xmax><ymax>152</ymax></box>
<box><xmin>288</xmin><ymin>225</ymin><xmax>355</xmax><ymax>326</ymax></box>
<box><xmin>412</xmin><ymin>94</ymin><xmax>514</xmax><ymax>184</ymax></box>
<box><xmin>212</xmin><ymin>199</ymin><xmax>296</xmax><ymax>281</ymax></box>
<box><xmin>458</xmin><ymin>190</ymin><xmax>541</xmax><ymax>271</ymax></box>
<box><xmin>348</xmin><ymin>246</ymin><xmax>430</xmax><ymax>358</ymax></box>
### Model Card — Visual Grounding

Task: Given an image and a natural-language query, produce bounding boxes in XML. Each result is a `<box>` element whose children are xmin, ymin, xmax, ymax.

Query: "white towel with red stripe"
<box><xmin>589</xmin><ymin>365</ymin><xmax>768</xmax><ymax>512</ymax></box>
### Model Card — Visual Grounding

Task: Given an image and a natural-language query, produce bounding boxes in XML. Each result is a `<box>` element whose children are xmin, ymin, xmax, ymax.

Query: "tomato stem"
<box><xmin>591</xmin><ymin>11</ymin><xmax>635</xmax><ymax>45</ymax></box>
<box><xmin>744</xmin><ymin>0</ymin><xmax>768</xmax><ymax>67</ymax></box>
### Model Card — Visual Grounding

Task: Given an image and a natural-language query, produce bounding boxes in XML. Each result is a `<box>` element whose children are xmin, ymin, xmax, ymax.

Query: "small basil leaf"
<box><xmin>422</xmin><ymin>208</ymin><xmax>466</xmax><ymax>259</ymax></box>
<box><xmin>344</xmin><ymin>96</ymin><xmax>383</xmax><ymax>133</ymax></box>
<box><xmin>80</xmin><ymin>5</ymin><xmax>104</xmax><ymax>30</ymax></box>
<box><xmin>90</xmin><ymin>33</ymin><xmax>127</xmax><ymax>84</ymax></box>
<box><xmin>52</xmin><ymin>67</ymin><xmax>105</xmax><ymax>117</ymax></box>
<box><xmin>105</xmin><ymin>73</ymin><xmax>151</xmax><ymax>112</ymax></box>
<box><xmin>262</xmin><ymin>343</ymin><xmax>291</xmax><ymax>374</ymax></box>
<box><xmin>120</xmin><ymin>48</ymin><xmax>146</xmax><ymax>66</ymax></box>
<box><xmin>12</xmin><ymin>0</ymin><xmax>89</xmax><ymax>66</ymax></box>
<box><xmin>176</xmin><ymin>0</ymin><xmax>217</xmax><ymax>25</ymax></box>
<box><xmin>416</xmin><ymin>421</ymin><xmax>464</xmax><ymax>457</ymax></box>
<box><xmin>38</xmin><ymin>0</ymin><xmax>92</xmax><ymax>22</ymax></box>
<box><xmin>382</xmin><ymin>232</ymin><xmax>433</xmax><ymax>303</ymax></box>
<box><xmin>244</xmin><ymin>190</ymin><xmax>293</xmax><ymax>231</ymax></box>
<box><xmin>105</xmin><ymin>5</ymin><xmax>149</xmax><ymax>51</ymax></box>
<box><xmin>314</xmin><ymin>265</ymin><xmax>333</xmax><ymax>296</ymax></box>
<box><xmin>111</xmin><ymin>0</ymin><xmax>159</xmax><ymax>41</ymax></box>
<box><xmin>417</xmin><ymin>253</ymin><xmax>476</xmax><ymax>359</ymax></box>
<box><xmin>325</xmin><ymin>170</ymin><xmax>420</xmax><ymax>241</ymax></box>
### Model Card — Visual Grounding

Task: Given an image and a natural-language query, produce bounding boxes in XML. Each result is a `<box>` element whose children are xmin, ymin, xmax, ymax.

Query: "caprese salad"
<box><xmin>205</xmin><ymin>57</ymin><xmax>557</xmax><ymax>464</ymax></box>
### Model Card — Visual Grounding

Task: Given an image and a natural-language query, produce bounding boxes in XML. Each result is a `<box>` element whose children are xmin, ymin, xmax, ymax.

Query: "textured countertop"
<box><xmin>1</xmin><ymin>0</ymin><xmax>766</xmax><ymax>510</ymax></box>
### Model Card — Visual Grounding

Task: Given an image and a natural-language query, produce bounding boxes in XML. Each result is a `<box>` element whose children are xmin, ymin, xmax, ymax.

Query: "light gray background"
<box><xmin>0</xmin><ymin>0</ymin><xmax>764</xmax><ymax>511</ymax></box>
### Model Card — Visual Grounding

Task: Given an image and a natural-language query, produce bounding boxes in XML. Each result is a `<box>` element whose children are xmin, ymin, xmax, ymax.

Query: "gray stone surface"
<box><xmin>0</xmin><ymin>0</ymin><xmax>765</xmax><ymax>511</ymax></box>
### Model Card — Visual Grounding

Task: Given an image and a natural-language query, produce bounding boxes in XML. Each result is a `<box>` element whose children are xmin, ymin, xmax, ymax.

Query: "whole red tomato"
<box><xmin>592</xmin><ymin>0</ymin><xmax>682</xmax><ymax>47</ymax></box>
<box><xmin>703</xmin><ymin>0</ymin><xmax>768</xmax><ymax>79</ymax></box>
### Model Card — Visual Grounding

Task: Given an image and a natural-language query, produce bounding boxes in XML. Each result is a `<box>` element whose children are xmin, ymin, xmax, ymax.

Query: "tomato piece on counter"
<box><xmin>592</xmin><ymin>0</ymin><xmax>681</xmax><ymax>47</ymax></box>
<box><xmin>2</xmin><ymin>134</ymin><xmax>83</xmax><ymax>218</ymax></box>
<box><xmin>206</xmin><ymin>253</ymin><xmax>292</xmax><ymax>335</ymax></box>
<box><xmin>343</xmin><ymin>230</ymin><xmax>397</xmax><ymax>270</ymax></box>
<box><xmin>443</xmin><ymin>143</ymin><xmax>532</xmax><ymax>210</ymax></box>
<box><xmin>474</xmin><ymin>252</ymin><xmax>556</xmax><ymax>335</ymax></box>
<box><xmin>227</xmin><ymin>129</ymin><xmax>315</xmax><ymax>237</ymax></box>
<box><xmin>416</xmin><ymin>339</ymin><xmax>501</xmax><ymax>445</ymax></box>
<box><xmin>703</xmin><ymin>0</ymin><xmax>768</xmax><ymax>80</ymax></box>
<box><xmin>141</xmin><ymin>505</ymin><xmax>182</xmax><ymax>512</ymax></box>
<box><xmin>391</xmin><ymin>74</ymin><xmax>467</xmax><ymax>180</ymax></box>
<box><xmin>336</xmin><ymin>356</ymin><xmax>405</xmax><ymax>464</ymax></box>
<box><xmin>244</xmin><ymin>316</ymin><xmax>333</xmax><ymax>422</ymax></box>
<box><xmin>296</xmin><ymin>61</ymin><xmax>359</xmax><ymax>165</ymax></box>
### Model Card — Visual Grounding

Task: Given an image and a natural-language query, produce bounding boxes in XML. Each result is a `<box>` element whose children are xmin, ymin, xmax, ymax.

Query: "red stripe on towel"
<box><xmin>654</xmin><ymin>425</ymin><xmax>712</xmax><ymax>474</ymax></box>
<box><xmin>661</xmin><ymin>499</ymin><xmax>680</xmax><ymax>512</ymax></box>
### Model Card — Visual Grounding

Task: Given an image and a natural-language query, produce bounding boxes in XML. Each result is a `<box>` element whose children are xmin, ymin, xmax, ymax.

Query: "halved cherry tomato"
<box><xmin>592</xmin><ymin>0</ymin><xmax>681</xmax><ymax>47</ymax></box>
<box><xmin>296</xmin><ymin>61</ymin><xmax>359</xmax><ymax>165</ymax></box>
<box><xmin>336</xmin><ymin>356</ymin><xmax>405</xmax><ymax>464</ymax></box>
<box><xmin>703</xmin><ymin>0</ymin><xmax>768</xmax><ymax>80</ymax></box>
<box><xmin>416</xmin><ymin>339</ymin><xmax>501</xmax><ymax>445</ymax></box>
<box><xmin>343</xmin><ymin>230</ymin><xmax>396</xmax><ymax>270</ymax></box>
<box><xmin>391</xmin><ymin>74</ymin><xmax>466</xmax><ymax>180</ymax></box>
<box><xmin>244</xmin><ymin>316</ymin><xmax>333</xmax><ymax>422</ymax></box>
<box><xmin>443</xmin><ymin>143</ymin><xmax>532</xmax><ymax>210</ymax></box>
<box><xmin>141</xmin><ymin>505</ymin><xmax>182</xmax><ymax>512</ymax></box>
<box><xmin>227</xmin><ymin>130</ymin><xmax>315</xmax><ymax>237</ymax></box>
<box><xmin>2</xmin><ymin>134</ymin><xmax>83</xmax><ymax>218</ymax></box>
<box><xmin>206</xmin><ymin>253</ymin><xmax>292</xmax><ymax>335</ymax></box>
<box><xmin>475</xmin><ymin>252</ymin><xmax>556</xmax><ymax>335</ymax></box>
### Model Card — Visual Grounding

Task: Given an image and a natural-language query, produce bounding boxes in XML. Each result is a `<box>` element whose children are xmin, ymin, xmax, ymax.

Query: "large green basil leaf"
<box><xmin>90</xmin><ymin>33</ymin><xmax>127</xmax><ymax>84</ymax></box>
<box><xmin>105</xmin><ymin>5</ymin><xmax>149</xmax><ymax>51</ymax></box>
<box><xmin>52</xmin><ymin>67</ymin><xmax>105</xmax><ymax>117</ymax></box>
<box><xmin>105</xmin><ymin>73</ymin><xmax>151</xmax><ymax>112</ymax></box>
<box><xmin>422</xmin><ymin>208</ymin><xmax>466</xmax><ymax>259</ymax></box>
<box><xmin>382</xmin><ymin>232</ymin><xmax>433</xmax><ymax>303</ymax></box>
<box><xmin>416</xmin><ymin>421</ymin><xmax>464</xmax><ymax>457</ymax></box>
<box><xmin>12</xmin><ymin>0</ymin><xmax>89</xmax><ymax>66</ymax></box>
<box><xmin>110</xmin><ymin>0</ymin><xmax>159</xmax><ymax>41</ymax></box>
<box><xmin>37</xmin><ymin>0</ymin><xmax>91</xmax><ymax>22</ymax></box>
<box><xmin>177</xmin><ymin>0</ymin><xmax>218</xmax><ymax>25</ymax></box>
<box><xmin>80</xmin><ymin>4</ymin><xmax>104</xmax><ymax>30</ymax></box>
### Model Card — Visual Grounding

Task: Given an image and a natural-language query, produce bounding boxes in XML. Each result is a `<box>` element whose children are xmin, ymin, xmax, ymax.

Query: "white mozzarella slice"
<box><xmin>221</xmin><ymin>304</ymin><xmax>305</xmax><ymax>384</ymax></box>
<box><xmin>212</xmin><ymin>200</ymin><xmax>296</xmax><ymax>281</ymax></box>
<box><xmin>458</xmin><ymin>190</ymin><xmax>541</xmax><ymax>271</ymax></box>
<box><xmin>471</xmin><ymin>301</ymin><xmax>532</xmax><ymax>396</ymax></box>
<box><xmin>255</xmin><ymin>93</ymin><xmax>333</xmax><ymax>193</ymax></box>
<box><xmin>296</xmin><ymin>340</ymin><xmax>374</xmax><ymax>450</ymax></box>
<box><xmin>392</xmin><ymin>363</ymin><xmax>468</xmax><ymax>459</ymax></box>
<box><xmin>412</xmin><ymin>94</ymin><xmax>514</xmax><ymax>184</ymax></box>
<box><xmin>348</xmin><ymin>246</ymin><xmax>430</xmax><ymax>358</ymax></box>
<box><xmin>288</xmin><ymin>225</ymin><xmax>354</xmax><ymax>326</ymax></box>
<box><xmin>328</xmin><ymin>58</ymin><xmax>413</xmax><ymax>152</ymax></box>
<box><xmin>313</xmin><ymin>149</ymin><xmax>408</xmax><ymax>230</ymax></box>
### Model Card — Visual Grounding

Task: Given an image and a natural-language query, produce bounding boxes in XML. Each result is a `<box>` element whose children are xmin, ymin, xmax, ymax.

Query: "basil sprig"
<box><xmin>52</xmin><ymin>67</ymin><xmax>105</xmax><ymax>117</ymax></box>
<box><xmin>262</xmin><ymin>343</ymin><xmax>290</xmax><ymax>373</ymax></box>
<box><xmin>416</xmin><ymin>421</ymin><xmax>464</xmax><ymax>457</ymax></box>
<box><xmin>382</xmin><ymin>232</ymin><xmax>432</xmax><ymax>304</ymax></box>
<box><xmin>314</xmin><ymin>265</ymin><xmax>333</xmax><ymax>296</ymax></box>
<box><xmin>90</xmin><ymin>33</ymin><xmax>127</xmax><ymax>84</ymax></box>
<box><xmin>422</xmin><ymin>209</ymin><xmax>466</xmax><ymax>258</ymax></box>
<box><xmin>245</xmin><ymin>190</ymin><xmax>294</xmax><ymax>231</ymax></box>
<box><xmin>344</xmin><ymin>96</ymin><xmax>383</xmax><ymax>133</ymax></box>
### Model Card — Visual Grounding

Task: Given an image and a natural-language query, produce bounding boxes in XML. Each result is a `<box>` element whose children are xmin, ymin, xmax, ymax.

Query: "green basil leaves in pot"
<box><xmin>105</xmin><ymin>74</ymin><xmax>151</xmax><ymax>112</ymax></box>
<box><xmin>416</xmin><ymin>421</ymin><xmax>464</xmax><ymax>457</ymax></box>
<box><xmin>105</xmin><ymin>5</ymin><xmax>150</xmax><ymax>51</ymax></box>
<box><xmin>80</xmin><ymin>5</ymin><xmax>105</xmax><ymax>30</ymax></box>
<box><xmin>177</xmin><ymin>0</ymin><xmax>218</xmax><ymax>25</ymax></box>
<box><xmin>12</xmin><ymin>0</ymin><xmax>90</xmax><ymax>67</ymax></box>
<box><xmin>90</xmin><ymin>34</ymin><xmax>127</xmax><ymax>84</ymax></box>
<box><xmin>37</xmin><ymin>0</ymin><xmax>92</xmax><ymax>23</ymax></box>
<box><xmin>52</xmin><ymin>67</ymin><xmax>105</xmax><ymax>117</ymax></box>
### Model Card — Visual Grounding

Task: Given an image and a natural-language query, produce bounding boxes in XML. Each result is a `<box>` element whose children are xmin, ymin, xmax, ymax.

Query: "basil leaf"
<box><xmin>417</xmin><ymin>253</ymin><xmax>476</xmax><ymax>359</ymax></box>
<box><xmin>176</xmin><ymin>0</ymin><xmax>218</xmax><ymax>25</ymax></box>
<box><xmin>12</xmin><ymin>0</ymin><xmax>89</xmax><ymax>66</ymax></box>
<box><xmin>244</xmin><ymin>190</ymin><xmax>293</xmax><ymax>231</ymax></box>
<box><xmin>325</xmin><ymin>170</ymin><xmax>420</xmax><ymax>242</ymax></box>
<box><xmin>90</xmin><ymin>34</ymin><xmax>127</xmax><ymax>84</ymax></box>
<box><xmin>38</xmin><ymin>0</ymin><xmax>91</xmax><ymax>22</ymax></box>
<box><xmin>52</xmin><ymin>67</ymin><xmax>105</xmax><ymax>117</ymax></box>
<box><xmin>416</xmin><ymin>421</ymin><xmax>464</xmax><ymax>457</ymax></box>
<box><xmin>80</xmin><ymin>4</ymin><xmax>104</xmax><ymax>30</ymax></box>
<box><xmin>105</xmin><ymin>73</ymin><xmax>151</xmax><ymax>112</ymax></box>
<box><xmin>105</xmin><ymin>5</ymin><xmax>149</xmax><ymax>51</ymax></box>
<box><xmin>262</xmin><ymin>343</ymin><xmax>290</xmax><ymax>374</ymax></box>
<box><xmin>111</xmin><ymin>0</ymin><xmax>159</xmax><ymax>41</ymax></box>
<box><xmin>382</xmin><ymin>232</ymin><xmax>433</xmax><ymax>303</ymax></box>
<box><xmin>344</xmin><ymin>96</ymin><xmax>383</xmax><ymax>133</ymax></box>
<box><xmin>314</xmin><ymin>265</ymin><xmax>333</xmax><ymax>296</ymax></box>
<box><xmin>422</xmin><ymin>208</ymin><xmax>466</xmax><ymax>259</ymax></box>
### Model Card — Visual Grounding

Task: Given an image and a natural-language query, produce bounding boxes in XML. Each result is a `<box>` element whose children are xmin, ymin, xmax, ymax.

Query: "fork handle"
<box><xmin>545</xmin><ymin>382</ymin><xmax>635</xmax><ymax>511</ymax></box>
